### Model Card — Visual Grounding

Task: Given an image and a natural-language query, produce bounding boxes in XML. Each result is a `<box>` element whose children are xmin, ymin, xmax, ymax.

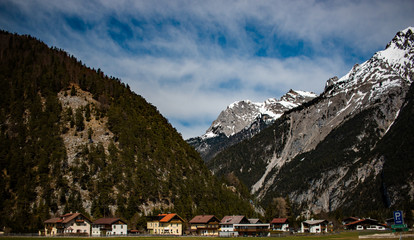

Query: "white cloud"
<box><xmin>99</xmin><ymin>53</ymin><xmax>346</xmax><ymax>138</ymax></box>
<box><xmin>1</xmin><ymin>0</ymin><xmax>413</xmax><ymax>139</ymax></box>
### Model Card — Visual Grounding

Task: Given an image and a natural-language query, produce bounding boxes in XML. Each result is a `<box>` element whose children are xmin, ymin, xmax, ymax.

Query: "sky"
<box><xmin>0</xmin><ymin>0</ymin><xmax>413</xmax><ymax>139</ymax></box>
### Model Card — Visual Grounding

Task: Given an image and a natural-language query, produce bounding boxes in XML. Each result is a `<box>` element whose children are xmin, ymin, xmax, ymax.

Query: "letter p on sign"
<box><xmin>394</xmin><ymin>210</ymin><xmax>404</xmax><ymax>225</ymax></box>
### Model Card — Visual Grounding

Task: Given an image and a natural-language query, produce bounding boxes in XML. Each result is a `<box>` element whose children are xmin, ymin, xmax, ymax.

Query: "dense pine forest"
<box><xmin>0</xmin><ymin>30</ymin><xmax>255</xmax><ymax>232</ymax></box>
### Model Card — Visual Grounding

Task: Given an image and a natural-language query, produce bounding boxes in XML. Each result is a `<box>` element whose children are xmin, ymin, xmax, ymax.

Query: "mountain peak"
<box><xmin>324</xmin><ymin>27</ymin><xmax>414</xmax><ymax>97</ymax></box>
<box><xmin>202</xmin><ymin>89</ymin><xmax>316</xmax><ymax>139</ymax></box>
<box><xmin>385</xmin><ymin>26</ymin><xmax>414</xmax><ymax>51</ymax></box>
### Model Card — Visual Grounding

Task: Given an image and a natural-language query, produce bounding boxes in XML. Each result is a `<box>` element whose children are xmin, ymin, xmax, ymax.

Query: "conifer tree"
<box><xmin>70</xmin><ymin>85</ymin><xmax>76</xmax><ymax>96</ymax></box>
<box><xmin>75</xmin><ymin>108</ymin><xmax>84</xmax><ymax>131</ymax></box>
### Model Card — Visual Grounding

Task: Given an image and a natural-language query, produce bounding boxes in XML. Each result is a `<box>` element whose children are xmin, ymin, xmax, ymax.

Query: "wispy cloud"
<box><xmin>1</xmin><ymin>0</ymin><xmax>413</xmax><ymax>138</ymax></box>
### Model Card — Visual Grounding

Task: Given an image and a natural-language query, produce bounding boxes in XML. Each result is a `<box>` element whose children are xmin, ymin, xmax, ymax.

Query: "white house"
<box><xmin>44</xmin><ymin>213</ymin><xmax>91</xmax><ymax>236</ymax></box>
<box><xmin>301</xmin><ymin>219</ymin><xmax>329</xmax><ymax>233</ymax></box>
<box><xmin>92</xmin><ymin>218</ymin><xmax>127</xmax><ymax>236</ymax></box>
<box><xmin>271</xmin><ymin>218</ymin><xmax>289</xmax><ymax>231</ymax></box>
<box><xmin>219</xmin><ymin>216</ymin><xmax>250</xmax><ymax>237</ymax></box>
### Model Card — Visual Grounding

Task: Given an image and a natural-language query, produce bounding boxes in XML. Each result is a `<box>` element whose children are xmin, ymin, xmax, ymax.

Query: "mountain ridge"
<box><xmin>187</xmin><ymin>89</ymin><xmax>316</xmax><ymax>162</ymax></box>
<box><xmin>207</xmin><ymin>27</ymin><xmax>414</xmax><ymax>216</ymax></box>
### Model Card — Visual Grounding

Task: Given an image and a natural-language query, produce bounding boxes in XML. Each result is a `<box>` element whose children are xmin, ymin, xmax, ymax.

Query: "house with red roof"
<box><xmin>271</xmin><ymin>218</ymin><xmax>289</xmax><ymax>231</ymax></box>
<box><xmin>343</xmin><ymin>218</ymin><xmax>387</xmax><ymax>230</ymax></box>
<box><xmin>43</xmin><ymin>212</ymin><xmax>91</xmax><ymax>236</ymax></box>
<box><xmin>189</xmin><ymin>215</ymin><xmax>220</xmax><ymax>236</ymax></box>
<box><xmin>91</xmin><ymin>217</ymin><xmax>127</xmax><ymax>236</ymax></box>
<box><xmin>147</xmin><ymin>213</ymin><xmax>185</xmax><ymax>235</ymax></box>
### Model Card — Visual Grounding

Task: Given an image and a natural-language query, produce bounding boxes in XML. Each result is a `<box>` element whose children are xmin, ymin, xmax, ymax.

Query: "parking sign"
<box><xmin>393</xmin><ymin>210</ymin><xmax>404</xmax><ymax>225</ymax></box>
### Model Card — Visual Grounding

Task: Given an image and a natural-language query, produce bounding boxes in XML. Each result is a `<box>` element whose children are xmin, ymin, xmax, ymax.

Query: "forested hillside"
<box><xmin>0</xmin><ymin>31</ymin><xmax>254</xmax><ymax>232</ymax></box>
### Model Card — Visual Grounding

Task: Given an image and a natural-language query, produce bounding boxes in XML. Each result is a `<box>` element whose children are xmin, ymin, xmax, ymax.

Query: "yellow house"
<box><xmin>147</xmin><ymin>213</ymin><xmax>185</xmax><ymax>235</ymax></box>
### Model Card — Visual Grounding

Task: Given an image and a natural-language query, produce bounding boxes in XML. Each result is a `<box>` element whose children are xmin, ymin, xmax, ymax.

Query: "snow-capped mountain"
<box><xmin>187</xmin><ymin>90</ymin><xmax>316</xmax><ymax>161</ymax></box>
<box><xmin>208</xmin><ymin>27</ymin><xmax>414</xmax><ymax>215</ymax></box>
<box><xmin>204</xmin><ymin>90</ymin><xmax>316</xmax><ymax>138</ymax></box>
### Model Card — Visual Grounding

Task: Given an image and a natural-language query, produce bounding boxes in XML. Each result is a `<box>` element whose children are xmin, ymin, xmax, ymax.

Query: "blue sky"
<box><xmin>1</xmin><ymin>0</ymin><xmax>413</xmax><ymax>139</ymax></box>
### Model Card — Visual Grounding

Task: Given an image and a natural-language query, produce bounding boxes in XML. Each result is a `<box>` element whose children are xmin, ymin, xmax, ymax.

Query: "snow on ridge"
<box><xmin>202</xmin><ymin>131</ymin><xmax>218</xmax><ymax>139</ymax></box>
<box><xmin>401</xmin><ymin>26</ymin><xmax>414</xmax><ymax>34</ymax></box>
<box><xmin>332</xmin><ymin>27</ymin><xmax>413</xmax><ymax>90</ymax></box>
<box><xmin>377</xmin><ymin>44</ymin><xmax>410</xmax><ymax>66</ymax></box>
<box><xmin>278</xmin><ymin>100</ymin><xmax>298</xmax><ymax>108</ymax></box>
<box><xmin>294</xmin><ymin>90</ymin><xmax>317</xmax><ymax>98</ymax></box>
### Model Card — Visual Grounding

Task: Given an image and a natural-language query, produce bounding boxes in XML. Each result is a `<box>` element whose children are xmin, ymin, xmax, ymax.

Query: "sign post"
<box><xmin>392</xmin><ymin>211</ymin><xmax>408</xmax><ymax>240</ymax></box>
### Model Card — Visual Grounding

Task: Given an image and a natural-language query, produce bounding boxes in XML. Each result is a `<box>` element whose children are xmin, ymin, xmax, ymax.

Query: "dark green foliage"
<box><xmin>0</xmin><ymin>30</ymin><xmax>254</xmax><ymax>232</ymax></box>
<box><xmin>75</xmin><ymin>108</ymin><xmax>85</xmax><ymax>131</ymax></box>
<box><xmin>84</xmin><ymin>104</ymin><xmax>91</xmax><ymax>122</ymax></box>
<box><xmin>70</xmin><ymin>85</ymin><xmax>76</xmax><ymax>96</ymax></box>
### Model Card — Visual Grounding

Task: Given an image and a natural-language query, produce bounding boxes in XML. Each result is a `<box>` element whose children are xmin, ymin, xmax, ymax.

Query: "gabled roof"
<box><xmin>249</xmin><ymin>219</ymin><xmax>262</xmax><ymax>224</ymax></box>
<box><xmin>93</xmin><ymin>217</ymin><xmax>126</xmax><ymax>225</ymax></box>
<box><xmin>343</xmin><ymin>217</ymin><xmax>360</xmax><ymax>222</ymax></box>
<box><xmin>220</xmin><ymin>216</ymin><xmax>249</xmax><ymax>224</ymax></box>
<box><xmin>189</xmin><ymin>215</ymin><xmax>220</xmax><ymax>224</ymax></box>
<box><xmin>158</xmin><ymin>213</ymin><xmax>185</xmax><ymax>223</ymax></box>
<box><xmin>44</xmin><ymin>213</ymin><xmax>91</xmax><ymax>224</ymax></box>
<box><xmin>303</xmin><ymin>219</ymin><xmax>328</xmax><ymax>225</ymax></box>
<box><xmin>44</xmin><ymin>217</ymin><xmax>61</xmax><ymax>224</ymax></box>
<box><xmin>344</xmin><ymin>218</ymin><xmax>379</xmax><ymax>226</ymax></box>
<box><xmin>271</xmin><ymin>218</ymin><xmax>288</xmax><ymax>224</ymax></box>
<box><xmin>60</xmin><ymin>213</ymin><xmax>82</xmax><ymax>223</ymax></box>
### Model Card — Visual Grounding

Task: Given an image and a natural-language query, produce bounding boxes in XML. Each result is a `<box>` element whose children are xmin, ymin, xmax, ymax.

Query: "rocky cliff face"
<box><xmin>208</xmin><ymin>27</ymin><xmax>414</xmax><ymax>215</ymax></box>
<box><xmin>187</xmin><ymin>90</ymin><xmax>316</xmax><ymax>161</ymax></box>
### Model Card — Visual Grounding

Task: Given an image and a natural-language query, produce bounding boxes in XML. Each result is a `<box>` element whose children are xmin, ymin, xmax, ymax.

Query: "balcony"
<box><xmin>196</xmin><ymin>226</ymin><xmax>219</xmax><ymax>230</ymax></box>
<box><xmin>236</xmin><ymin>228</ymin><xmax>269</xmax><ymax>233</ymax></box>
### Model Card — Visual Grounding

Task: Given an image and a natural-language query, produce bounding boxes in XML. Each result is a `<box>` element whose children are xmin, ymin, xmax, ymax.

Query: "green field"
<box><xmin>1</xmin><ymin>232</ymin><xmax>414</xmax><ymax>240</ymax></box>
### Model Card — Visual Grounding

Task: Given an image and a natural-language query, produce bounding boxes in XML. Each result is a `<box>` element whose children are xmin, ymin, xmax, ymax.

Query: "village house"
<box><xmin>43</xmin><ymin>212</ymin><xmax>91</xmax><ymax>236</ymax></box>
<box><xmin>234</xmin><ymin>218</ymin><xmax>270</xmax><ymax>237</ymax></box>
<box><xmin>301</xmin><ymin>219</ymin><xmax>329</xmax><ymax>233</ymax></box>
<box><xmin>147</xmin><ymin>213</ymin><xmax>185</xmax><ymax>235</ymax></box>
<box><xmin>91</xmin><ymin>217</ymin><xmax>127</xmax><ymax>236</ymax></box>
<box><xmin>189</xmin><ymin>215</ymin><xmax>220</xmax><ymax>236</ymax></box>
<box><xmin>343</xmin><ymin>218</ymin><xmax>386</xmax><ymax>230</ymax></box>
<box><xmin>219</xmin><ymin>215</ymin><xmax>250</xmax><ymax>237</ymax></box>
<box><xmin>271</xmin><ymin>218</ymin><xmax>289</xmax><ymax>231</ymax></box>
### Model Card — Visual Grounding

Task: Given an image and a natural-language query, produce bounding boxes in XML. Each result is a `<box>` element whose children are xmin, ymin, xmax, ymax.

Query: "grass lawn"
<box><xmin>1</xmin><ymin>232</ymin><xmax>414</xmax><ymax>240</ymax></box>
